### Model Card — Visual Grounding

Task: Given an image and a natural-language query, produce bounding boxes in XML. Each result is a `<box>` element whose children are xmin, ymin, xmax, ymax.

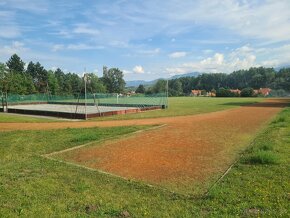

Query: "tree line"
<box><xmin>0</xmin><ymin>54</ymin><xmax>126</xmax><ymax>96</ymax></box>
<box><xmin>135</xmin><ymin>67</ymin><xmax>290</xmax><ymax>97</ymax></box>
<box><xmin>1</xmin><ymin>54</ymin><xmax>289</xmax><ymax>97</ymax></box>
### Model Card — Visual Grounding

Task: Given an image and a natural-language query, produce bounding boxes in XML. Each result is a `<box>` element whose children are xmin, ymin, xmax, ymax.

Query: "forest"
<box><xmin>1</xmin><ymin>54</ymin><xmax>290</xmax><ymax>97</ymax></box>
<box><xmin>0</xmin><ymin>54</ymin><xmax>125</xmax><ymax>96</ymax></box>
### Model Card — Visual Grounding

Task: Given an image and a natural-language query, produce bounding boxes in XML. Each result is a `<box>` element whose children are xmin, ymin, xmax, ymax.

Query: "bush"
<box><xmin>272</xmin><ymin>116</ymin><xmax>286</xmax><ymax>124</ymax></box>
<box><xmin>242</xmin><ymin>151</ymin><xmax>279</xmax><ymax>165</ymax></box>
<box><xmin>216</xmin><ymin>88</ymin><xmax>236</xmax><ymax>97</ymax></box>
<box><xmin>257</xmin><ymin>143</ymin><xmax>273</xmax><ymax>151</ymax></box>
<box><xmin>241</xmin><ymin>87</ymin><xmax>254</xmax><ymax>97</ymax></box>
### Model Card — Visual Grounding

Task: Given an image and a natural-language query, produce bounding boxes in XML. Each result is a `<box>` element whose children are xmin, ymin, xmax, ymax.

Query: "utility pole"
<box><xmin>166</xmin><ymin>79</ymin><xmax>169</xmax><ymax>108</ymax></box>
<box><xmin>84</xmin><ymin>68</ymin><xmax>87</xmax><ymax>120</ymax></box>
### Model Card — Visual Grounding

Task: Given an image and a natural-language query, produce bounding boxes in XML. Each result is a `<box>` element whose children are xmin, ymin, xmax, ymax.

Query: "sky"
<box><xmin>0</xmin><ymin>0</ymin><xmax>290</xmax><ymax>81</ymax></box>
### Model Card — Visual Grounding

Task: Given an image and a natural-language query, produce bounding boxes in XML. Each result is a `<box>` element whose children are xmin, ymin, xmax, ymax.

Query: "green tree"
<box><xmin>169</xmin><ymin>80</ymin><xmax>183</xmax><ymax>96</ymax></box>
<box><xmin>135</xmin><ymin>84</ymin><xmax>145</xmax><ymax>93</ymax></box>
<box><xmin>152</xmin><ymin>79</ymin><xmax>166</xmax><ymax>93</ymax></box>
<box><xmin>5</xmin><ymin>73</ymin><xmax>33</xmax><ymax>94</ymax></box>
<box><xmin>240</xmin><ymin>87</ymin><xmax>254</xmax><ymax>97</ymax></box>
<box><xmin>6</xmin><ymin>54</ymin><xmax>25</xmax><ymax>73</ymax></box>
<box><xmin>216</xmin><ymin>88</ymin><xmax>235</xmax><ymax>97</ymax></box>
<box><xmin>86</xmin><ymin>73</ymin><xmax>106</xmax><ymax>93</ymax></box>
<box><xmin>102</xmin><ymin>67</ymin><xmax>125</xmax><ymax>93</ymax></box>
<box><xmin>47</xmin><ymin>70</ymin><xmax>60</xmax><ymax>95</ymax></box>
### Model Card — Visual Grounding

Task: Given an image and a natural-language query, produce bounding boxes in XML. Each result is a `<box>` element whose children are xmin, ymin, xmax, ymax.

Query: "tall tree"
<box><xmin>33</xmin><ymin>62</ymin><xmax>48</xmax><ymax>92</ymax></box>
<box><xmin>6</xmin><ymin>54</ymin><xmax>25</xmax><ymax>73</ymax></box>
<box><xmin>135</xmin><ymin>84</ymin><xmax>145</xmax><ymax>93</ymax></box>
<box><xmin>152</xmin><ymin>79</ymin><xmax>167</xmax><ymax>93</ymax></box>
<box><xmin>169</xmin><ymin>79</ymin><xmax>183</xmax><ymax>96</ymax></box>
<box><xmin>102</xmin><ymin>67</ymin><xmax>125</xmax><ymax>93</ymax></box>
<box><xmin>47</xmin><ymin>70</ymin><xmax>60</xmax><ymax>95</ymax></box>
<box><xmin>86</xmin><ymin>73</ymin><xmax>106</xmax><ymax>93</ymax></box>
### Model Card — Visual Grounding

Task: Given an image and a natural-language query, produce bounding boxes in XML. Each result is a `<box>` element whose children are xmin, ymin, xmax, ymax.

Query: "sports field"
<box><xmin>0</xmin><ymin>97</ymin><xmax>289</xmax><ymax>216</ymax></box>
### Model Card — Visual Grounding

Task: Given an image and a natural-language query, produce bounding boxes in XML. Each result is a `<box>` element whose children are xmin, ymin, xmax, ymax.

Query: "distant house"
<box><xmin>191</xmin><ymin>90</ymin><xmax>202</xmax><ymax>96</ymax></box>
<box><xmin>191</xmin><ymin>90</ymin><xmax>215</xmax><ymax>97</ymax></box>
<box><xmin>126</xmin><ymin>90</ymin><xmax>136</xmax><ymax>96</ymax></box>
<box><xmin>230</xmin><ymin>89</ymin><xmax>241</xmax><ymax>95</ymax></box>
<box><xmin>208</xmin><ymin>91</ymin><xmax>216</xmax><ymax>97</ymax></box>
<box><xmin>254</xmin><ymin>88</ymin><xmax>271</xmax><ymax>96</ymax></box>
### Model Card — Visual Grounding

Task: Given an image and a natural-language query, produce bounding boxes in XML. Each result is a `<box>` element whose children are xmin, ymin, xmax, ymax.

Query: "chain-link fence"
<box><xmin>2</xmin><ymin>92</ymin><xmax>168</xmax><ymax>119</ymax></box>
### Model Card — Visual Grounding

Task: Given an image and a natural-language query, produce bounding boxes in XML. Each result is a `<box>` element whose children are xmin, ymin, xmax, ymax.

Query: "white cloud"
<box><xmin>202</xmin><ymin>49</ymin><xmax>213</xmax><ymax>54</ymax></box>
<box><xmin>165</xmin><ymin>67</ymin><xmax>188</xmax><ymax>75</ymax></box>
<box><xmin>73</xmin><ymin>24</ymin><xmax>100</xmax><ymax>36</ymax></box>
<box><xmin>51</xmin><ymin>44</ymin><xmax>64</xmax><ymax>52</ymax></box>
<box><xmin>1</xmin><ymin>0</ymin><xmax>49</xmax><ymax>13</ymax></box>
<box><xmin>0</xmin><ymin>11</ymin><xmax>21</xmax><ymax>38</ymax></box>
<box><xmin>51</xmin><ymin>66</ymin><xmax>58</xmax><ymax>71</ymax></box>
<box><xmin>67</xmin><ymin>43</ymin><xmax>104</xmax><ymax>50</ymax></box>
<box><xmin>138</xmin><ymin>48</ymin><xmax>160</xmax><ymax>56</ymax></box>
<box><xmin>109</xmin><ymin>40</ymin><xmax>128</xmax><ymax>48</ymax></box>
<box><xmin>122</xmin><ymin>70</ymin><xmax>132</xmax><ymax>75</ymax></box>
<box><xmin>166</xmin><ymin>50</ymin><xmax>259</xmax><ymax>75</ymax></box>
<box><xmin>133</xmin><ymin>65</ymin><xmax>144</xmax><ymax>74</ymax></box>
<box><xmin>51</xmin><ymin>43</ymin><xmax>104</xmax><ymax>51</ymax></box>
<box><xmin>169</xmin><ymin>51</ymin><xmax>187</xmax><ymax>58</ymax></box>
<box><xmin>0</xmin><ymin>41</ymin><xmax>28</xmax><ymax>56</ymax></box>
<box><xmin>0</xmin><ymin>26</ymin><xmax>21</xmax><ymax>38</ymax></box>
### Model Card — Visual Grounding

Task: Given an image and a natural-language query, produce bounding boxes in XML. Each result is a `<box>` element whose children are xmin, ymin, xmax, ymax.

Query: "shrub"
<box><xmin>241</xmin><ymin>87</ymin><xmax>254</xmax><ymax>97</ymax></box>
<box><xmin>272</xmin><ymin>116</ymin><xmax>286</xmax><ymax>124</ymax></box>
<box><xmin>216</xmin><ymin>88</ymin><xmax>236</xmax><ymax>97</ymax></box>
<box><xmin>242</xmin><ymin>151</ymin><xmax>279</xmax><ymax>165</ymax></box>
<box><xmin>257</xmin><ymin>143</ymin><xmax>273</xmax><ymax>151</ymax></box>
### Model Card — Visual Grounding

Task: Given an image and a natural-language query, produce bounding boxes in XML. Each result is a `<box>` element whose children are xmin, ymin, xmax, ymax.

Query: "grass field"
<box><xmin>93</xmin><ymin>97</ymin><xmax>263</xmax><ymax>120</ymax></box>
<box><xmin>0</xmin><ymin>98</ymin><xmax>289</xmax><ymax>217</ymax></box>
<box><xmin>0</xmin><ymin>97</ymin><xmax>262</xmax><ymax>122</ymax></box>
<box><xmin>0</xmin><ymin>113</ymin><xmax>59</xmax><ymax>123</ymax></box>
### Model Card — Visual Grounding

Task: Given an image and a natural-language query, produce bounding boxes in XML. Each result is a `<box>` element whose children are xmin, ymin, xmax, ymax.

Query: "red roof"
<box><xmin>259</xmin><ymin>88</ymin><xmax>271</xmax><ymax>96</ymax></box>
<box><xmin>230</xmin><ymin>89</ymin><xmax>241</xmax><ymax>94</ymax></box>
<box><xmin>191</xmin><ymin>90</ymin><xmax>202</xmax><ymax>94</ymax></box>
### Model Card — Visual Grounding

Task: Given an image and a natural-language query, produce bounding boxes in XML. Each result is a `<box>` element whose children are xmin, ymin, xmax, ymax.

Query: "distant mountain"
<box><xmin>125</xmin><ymin>80</ymin><xmax>157</xmax><ymax>87</ymax></box>
<box><xmin>275</xmin><ymin>64</ymin><xmax>290</xmax><ymax>71</ymax></box>
<box><xmin>126</xmin><ymin>72</ymin><xmax>201</xmax><ymax>87</ymax></box>
<box><xmin>170</xmin><ymin>72</ymin><xmax>201</xmax><ymax>79</ymax></box>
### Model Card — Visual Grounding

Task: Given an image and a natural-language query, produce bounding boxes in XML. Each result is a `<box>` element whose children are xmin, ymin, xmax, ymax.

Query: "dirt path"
<box><xmin>53</xmin><ymin>99</ymin><xmax>289</xmax><ymax>194</ymax></box>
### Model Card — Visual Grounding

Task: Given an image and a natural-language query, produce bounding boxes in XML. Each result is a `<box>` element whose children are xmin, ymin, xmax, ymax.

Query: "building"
<box><xmin>230</xmin><ymin>89</ymin><xmax>241</xmax><ymax>95</ymax></box>
<box><xmin>254</xmin><ymin>88</ymin><xmax>271</xmax><ymax>96</ymax></box>
<box><xmin>191</xmin><ymin>90</ymin><xmax>216</xmax><ymax>97</ymax></box>
<box><xmin>191</xmin><ymin>90</ymin><xmax>202</xmax><ymax>96</ymax></box>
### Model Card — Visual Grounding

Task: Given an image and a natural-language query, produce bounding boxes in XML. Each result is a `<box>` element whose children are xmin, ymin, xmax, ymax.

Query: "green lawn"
<box><xmin>0</xmin><ymin>97</ymin><xmax>263</xmax><ymax>122</ymax></box>
<box><xmin>0</xmin><ymin>113</ymin><xmax>59</xmax><ymax>123</ymax></box>
<box><xmin>93</xmin><ymin>97</ymin><xmax>264</xmax><ymax>121</ymax></box>
<box><xmin>0</xmin><ymin>106</ymin><xmax>289</xmax><ymax>217</ymax></box>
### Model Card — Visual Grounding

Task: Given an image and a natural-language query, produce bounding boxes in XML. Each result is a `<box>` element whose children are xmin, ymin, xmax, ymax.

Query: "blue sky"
<box><xmin>0</xmin><ymin>0</ymin><xmax>290</xmax><ymax>81</ymax></box>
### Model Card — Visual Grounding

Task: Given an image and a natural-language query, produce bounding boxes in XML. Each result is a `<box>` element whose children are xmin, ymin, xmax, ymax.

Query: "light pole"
<box><xmin>166</xmin><ymin>79</ymin><xmax>169</xmax><ymax>108</ymax></box>
<box><xmin>84</xmin><ymin>68</ymin><xmax>87</xmax><ymax>120</ymax></box>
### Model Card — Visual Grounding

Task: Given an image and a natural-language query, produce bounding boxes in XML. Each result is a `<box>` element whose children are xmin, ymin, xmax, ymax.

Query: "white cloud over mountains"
<box><xmin>133</xmin><ymin>65</ymin><xmax>145</xmax><ymax>74</ymax></box>
<box><xmin>166</xmin><ymin>49</ymin><xmax>258</xmax><ymax>74</ymax></box>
